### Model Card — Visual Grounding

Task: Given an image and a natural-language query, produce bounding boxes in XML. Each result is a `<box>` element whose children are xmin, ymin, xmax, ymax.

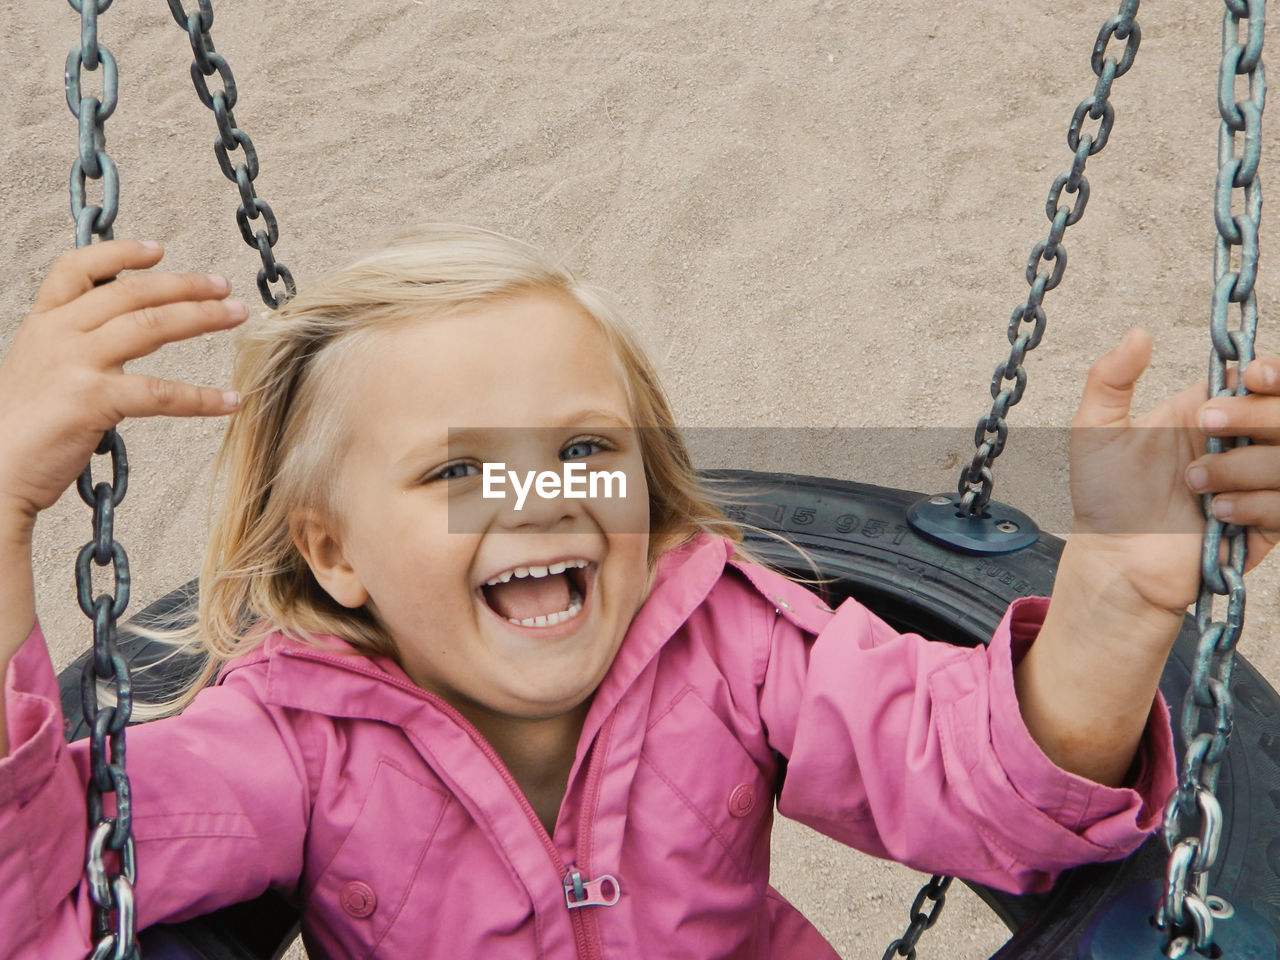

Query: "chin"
<box><xmin>499</xmin><ymin>683</ymin><xmax>598</xmax><ymax>721</ymax></box>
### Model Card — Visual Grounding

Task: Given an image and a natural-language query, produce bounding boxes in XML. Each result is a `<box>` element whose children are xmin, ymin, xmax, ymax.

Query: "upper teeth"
<box><xmin>484</xmin><ymin>558</ymin><xmax>587</xmax><ymax>587</ymax></box>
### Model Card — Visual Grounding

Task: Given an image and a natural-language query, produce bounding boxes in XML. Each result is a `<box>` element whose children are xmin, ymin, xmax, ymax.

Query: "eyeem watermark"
<box><xmin>483</xmin><ymin>462</ymin><xmax>627</xmax><ymax>510</ymax></box>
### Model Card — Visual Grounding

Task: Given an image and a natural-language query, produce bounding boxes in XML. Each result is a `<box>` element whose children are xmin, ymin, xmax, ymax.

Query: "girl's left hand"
<box><xmin>1066</xmin><ymin>328</ymin><xmax>1280</xmax><ymax>619</ymax></box>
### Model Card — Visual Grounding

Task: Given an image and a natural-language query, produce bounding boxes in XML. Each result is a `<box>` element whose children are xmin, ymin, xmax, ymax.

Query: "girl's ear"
<box><xmin>290</xmin><ymin>509</ymin><xmax>370</xmax><ymax>609</ymax></box>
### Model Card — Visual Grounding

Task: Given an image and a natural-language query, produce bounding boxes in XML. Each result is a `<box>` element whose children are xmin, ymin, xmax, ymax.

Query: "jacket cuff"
<box><xmin>1</xmin><ymin>620</ymin><xmax>69</xmax><ymax>808</ymax></box>
<box><xmin>986</xmin><ymin>596</ymin><xmax>1176</xmax><ymax>837</ymax></box>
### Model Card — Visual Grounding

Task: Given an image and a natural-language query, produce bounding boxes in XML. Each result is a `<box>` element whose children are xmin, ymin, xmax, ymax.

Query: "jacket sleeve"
<box><xmin>0</xmin><ymin>621</ymin><xmax>310</xmax><ymax>960</ymax></box>
<box><xmin>756</xmin><ymin>591</ymin><xmax>1177</xmax><ymax>895</ymax></box>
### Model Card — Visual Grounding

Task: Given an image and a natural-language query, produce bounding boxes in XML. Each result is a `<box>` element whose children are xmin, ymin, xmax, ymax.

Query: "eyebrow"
<box><xmin>553</xmin><ymin>409</ymin><xmax>634</xmax><ymax>430</ymax></box>
<box><xmin>445</xmin><ymin>411</ymin><xmax>634</xmax><ymax>441</ymax></box>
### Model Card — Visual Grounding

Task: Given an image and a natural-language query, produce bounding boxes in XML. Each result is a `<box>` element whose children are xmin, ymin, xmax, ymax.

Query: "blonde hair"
<box><xmin>157</xmin><ymin>223</ymin><xmax>744</xmax><ymax>709</ymax></box>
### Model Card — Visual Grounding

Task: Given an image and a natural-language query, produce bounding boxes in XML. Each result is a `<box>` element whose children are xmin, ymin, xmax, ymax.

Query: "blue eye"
<box><xmin>432</xmin><ymin>461</ymin><xmax>480</xmax><ymax>481</ymax></box>
<box><xmin>560</xmin><ymin>438</ymin><xmax>607</xmax><ymax>461</ymax></box>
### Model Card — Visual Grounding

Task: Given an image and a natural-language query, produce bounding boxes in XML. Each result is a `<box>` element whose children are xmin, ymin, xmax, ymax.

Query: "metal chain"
<box><xmin>957</xmin><ymin>0</ymin><xmax>1142</xmax><ymax>517</ymax></box>
<box><xmin>880</xmin><ymin>875</ymin><xmax>952</xmax><ymax>960</ymax></box>
<box><xmin>64</xmin><ymin>3</ymin><xmax>139</xmax><ymax>958</ymax></box>
<box><xmin>164</xmin><ymin>0</ymin><xmax>296</xmax><ymax>308</ymax></box>
<box><xmin>66</xmin><ymin>0</ymin><xmax>119</xmax><ymax>247</ymax></box>
<box><xmin>1156</xmin><ymin>1</ymin><xmax>1266</xmax><ymax>956</ymax></box>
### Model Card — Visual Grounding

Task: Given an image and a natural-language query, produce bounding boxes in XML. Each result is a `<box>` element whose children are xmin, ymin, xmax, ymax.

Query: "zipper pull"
<box><xmin>563</xmin><ymin>867</ymin><xmax>621</xmax><ymax>909</ymax></box>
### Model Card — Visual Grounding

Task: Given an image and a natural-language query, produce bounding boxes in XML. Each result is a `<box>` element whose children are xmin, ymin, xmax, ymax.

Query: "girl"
<box><xmin>1</xmin><ymin>226</ymin><xmax>1278</xmax><ymax>959</ymax></box>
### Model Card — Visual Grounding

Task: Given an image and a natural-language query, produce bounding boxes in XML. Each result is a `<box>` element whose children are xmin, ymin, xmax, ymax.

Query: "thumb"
<box><xmin>1073</xmin><ymin>327</ymin><xmax>1152</xmax><ymax>428</ymax></box>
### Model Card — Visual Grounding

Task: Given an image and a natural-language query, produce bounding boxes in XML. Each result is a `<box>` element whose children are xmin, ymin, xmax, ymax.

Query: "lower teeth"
<box><xmin>510</xmin><ymin>599</ymin><xmax>583</xmax><ymax>628</ymax></box>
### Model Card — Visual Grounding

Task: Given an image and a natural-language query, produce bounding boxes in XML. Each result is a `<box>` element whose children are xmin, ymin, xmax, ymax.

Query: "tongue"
<box><xmin>485</xmin><ymin>573</ymin><xmax>572</xmax><ymax>621</ymax></box>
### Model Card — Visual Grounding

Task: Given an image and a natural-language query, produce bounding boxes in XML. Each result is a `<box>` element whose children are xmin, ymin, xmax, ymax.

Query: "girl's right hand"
<box><xmin>0</xmin><ymin>239</ymin><xmax>245</xmax><ymax>529</ymax></box>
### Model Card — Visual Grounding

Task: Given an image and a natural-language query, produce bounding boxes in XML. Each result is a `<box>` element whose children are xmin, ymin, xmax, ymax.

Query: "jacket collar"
<box><xmin>224</xmin><ymin>532</ymin><xmax>737</xmax><ymax>729</ymax></box>
<box><xmin>580</xmin><ymin>532</ymin><xmax>733</xmax><ymax>739</ymax></box>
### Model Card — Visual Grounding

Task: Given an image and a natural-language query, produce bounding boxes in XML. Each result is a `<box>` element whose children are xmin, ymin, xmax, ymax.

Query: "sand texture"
<box><xmin>3</xmin><ymin>2</ymin><xmax>1279</xmax><ymax>958</ymax></box>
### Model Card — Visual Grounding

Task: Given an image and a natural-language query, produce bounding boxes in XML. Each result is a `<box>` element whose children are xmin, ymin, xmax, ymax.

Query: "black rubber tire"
<box><xmin>57</xmin><ymin>470</ymin><xmax>1280</xmax><ymax>959</ymax></box>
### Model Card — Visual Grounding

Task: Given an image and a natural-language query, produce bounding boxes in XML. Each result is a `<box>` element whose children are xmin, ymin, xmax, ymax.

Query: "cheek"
<box><xmin>350</xmin><ymin>514</ymin><xmax>480</xmax><ymax>610</ymax></box>
<box><xmin>606</xmin><ymin>476</ymin><xmax>653</xmax><ymax>607</ymax></box>
<box><xmin>597</xmin><ymin>456</ymin><xmax>650</xmax><ymax>535</ymax></box>
<box><xmin>594</xmin><ymin>495</ymin><xmax>649</xmax><ymax>538</ymax></box>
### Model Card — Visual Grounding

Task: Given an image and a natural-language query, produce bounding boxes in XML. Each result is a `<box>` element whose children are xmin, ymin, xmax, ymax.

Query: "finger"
<box><xmin>1243</xmin><ymin>357</ymin><xmax>1280</xmax><ymax>395</ymax></box>
<box><xmin>1202</xmin><ymin>489</ymin><xmax>1280</xmax><ymax>531</ymax></box>
<box><xmin>31</xmin><ymin>240</ymin><xmax>164</xmax><ymax>314</ymax></box>
<box><xmin>1219</xmin><ymin>357</ymin><xmax>1275</xmax><ymax>393</ymax></box>
<box><xmin>1224</xmin><ymin>364</ymin><xmax>1241</xmax><ymax>392</ymax></box>
<box><xmin>67</xmin><ymin>270</ymin><xmax>231</xmax><ymax>332</ymax></box>
<box><xmin>1197</xmin><ymin>393</ymin><xmax>1280</xmax><ymax>443</ymax></box>
<box><xmin>94</xmin><ymin>297</ymin><xmax>248</xmax><ymax>365</ymax></box>
<box><xmin>1073</xmin><ymin>327</ymin><xmax>1152</xmax><ymax>429</ymax></box>
<box><xmin>1187</xmin><ymin>444</ymin><xmax>1280</xmax><ymax>494</ymax></box>
<box><xmin>111</xmin><ymin>374</ymin><xmax>240</xmax><ymax>420</ymax></box>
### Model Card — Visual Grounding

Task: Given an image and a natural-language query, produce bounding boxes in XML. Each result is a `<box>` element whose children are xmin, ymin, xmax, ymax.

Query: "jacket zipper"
<box><xmin>289</xmin><ymin>650</ymin><xmax>620</xmax><ymax>960</ymax></box>
<box><xmin>565</xmin><ymin>712</ymin><xmax>617</xmax><ymax>960</ymax></box>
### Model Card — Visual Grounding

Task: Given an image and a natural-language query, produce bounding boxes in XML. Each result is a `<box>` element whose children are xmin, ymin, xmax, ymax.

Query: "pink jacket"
<box><xmin>1</xmin><ymin>534</ymin><xmax>1175</xmax><ymax>959</ymax></box>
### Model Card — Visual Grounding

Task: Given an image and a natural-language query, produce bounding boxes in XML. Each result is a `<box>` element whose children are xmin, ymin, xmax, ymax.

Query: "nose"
<box><xmin>491</xmin><ymin>461</ymin><xmax>583</xmax><ymax>533</ymax></box>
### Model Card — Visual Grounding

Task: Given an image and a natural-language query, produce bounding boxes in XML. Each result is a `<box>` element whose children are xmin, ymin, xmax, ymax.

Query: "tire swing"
<box><xmin>47</xmin><ymin>1</ymin><xmax>1280</xmax><ymax>960</ymax></box>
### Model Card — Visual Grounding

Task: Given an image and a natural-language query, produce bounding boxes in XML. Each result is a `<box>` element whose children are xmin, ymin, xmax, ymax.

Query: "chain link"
<box><xmin>64</xmin><ymin>2</ymin><xmax>138</xmax><ymax>958</ymax></box>
<box><xmin>165</xmin><ymin>0</ymin><xmax>295</xmax><ymax>308</ymax></box>
<box><xmin>1156</xmin><ymin>1</ymin><xmax>1265</xmax><ymax>955</ymax></box>
<box><xmin>65</xmin><ymin>0</ymin><xmax>119</xmax><ymax>247</ymax></box>
<box><xmin>957</xmin><ymin>0</ymin><xmax>1142</xmax><ymax>516</ymax></box>
<box><xmin>880</xmin><ymin>874</ymin><xmax>952</xmax><ymax>960</ymax></box>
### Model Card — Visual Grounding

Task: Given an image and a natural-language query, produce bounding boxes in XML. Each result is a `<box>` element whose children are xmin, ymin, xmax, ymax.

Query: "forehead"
<box><xmin>342</xmin><ymin>289</ymin><xmax>633</xmax><ymax>452</ymax></box>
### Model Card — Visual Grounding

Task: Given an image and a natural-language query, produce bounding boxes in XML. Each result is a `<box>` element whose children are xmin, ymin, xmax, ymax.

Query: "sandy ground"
<box><xmin>2</xmin><ymin>2</ymin><xmax>1279</xmax><ymax>958</ymax></box>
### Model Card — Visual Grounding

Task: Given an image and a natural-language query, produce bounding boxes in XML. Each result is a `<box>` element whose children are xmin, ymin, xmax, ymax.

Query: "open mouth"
<box><xmin>479</xmin><ymin>559</ymin><xmax>592</xmax><ymax>627</ymax></box>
